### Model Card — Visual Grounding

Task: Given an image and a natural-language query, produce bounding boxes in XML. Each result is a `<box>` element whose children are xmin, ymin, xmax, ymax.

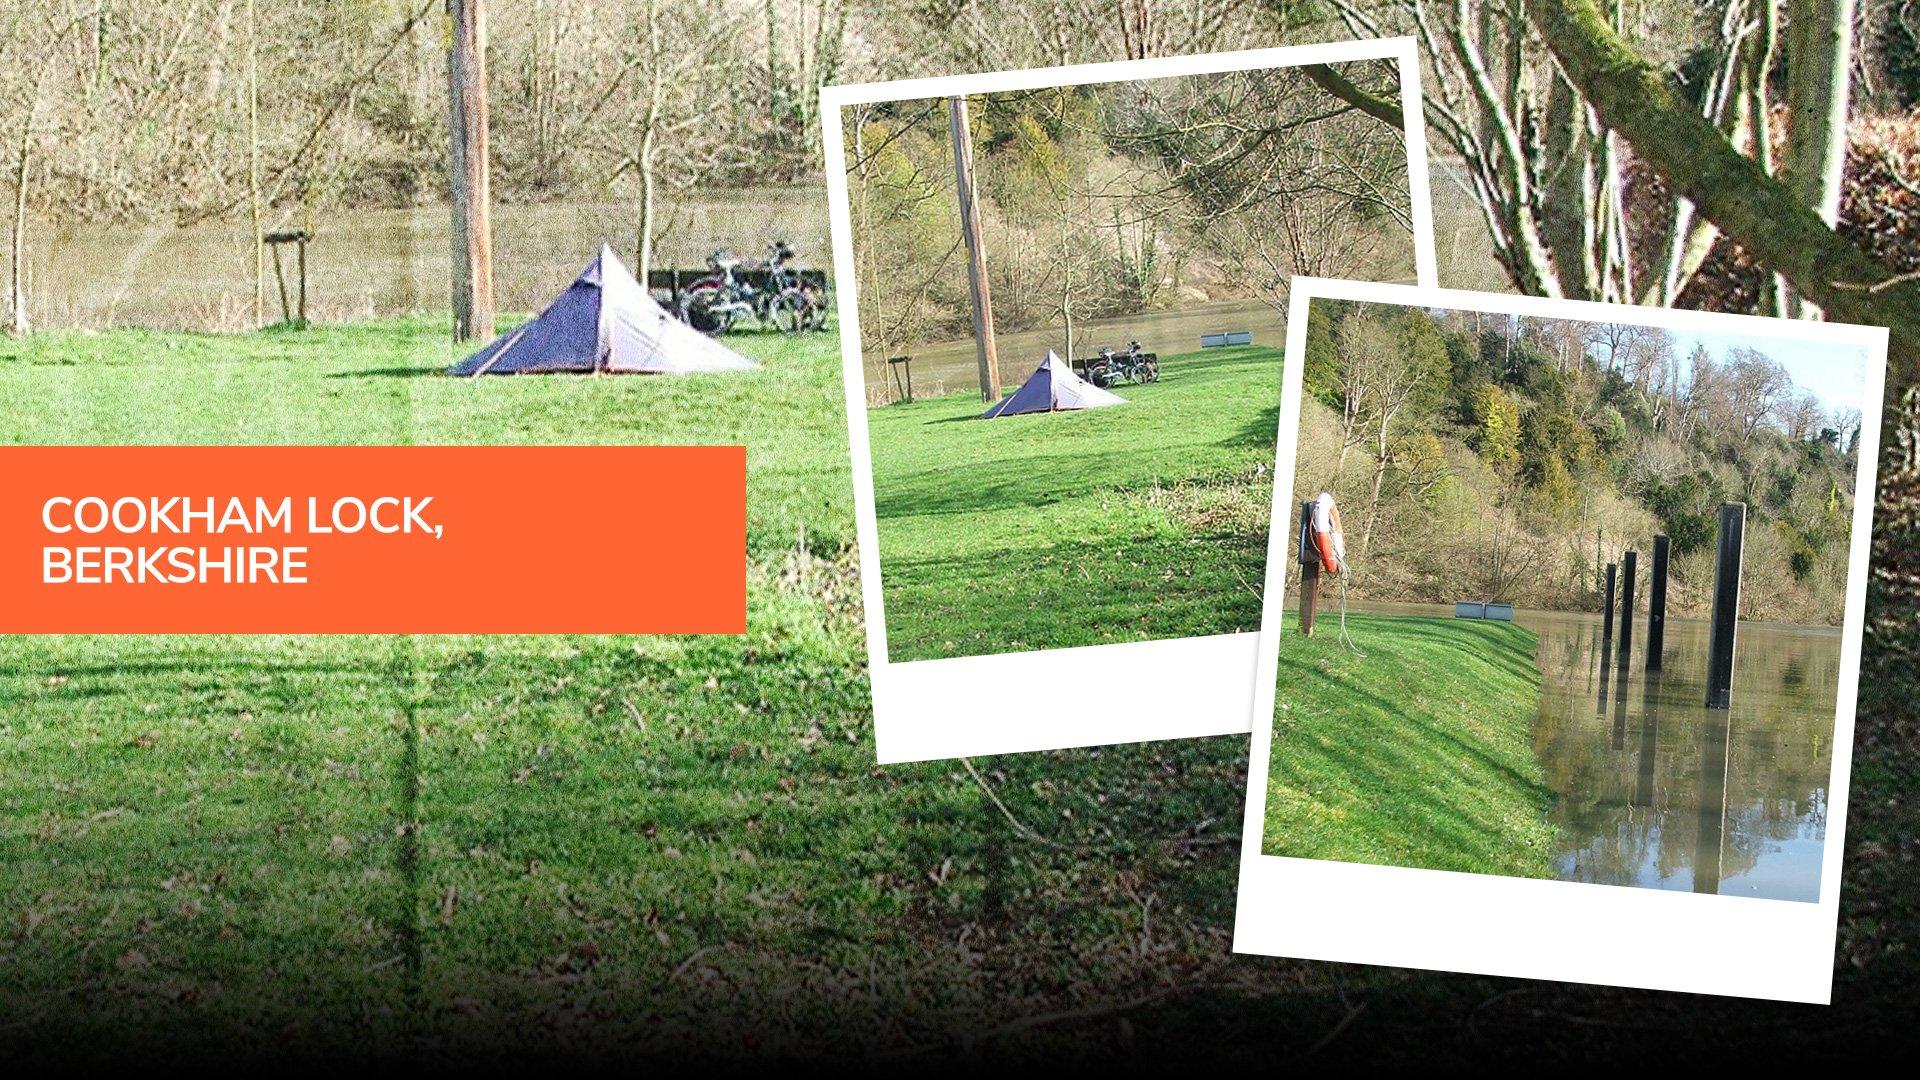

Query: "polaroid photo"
<box><xmin>821</xmin><ymin>40</ymin><xmax>1438</xmax><ymax>762</ymax></box>
<box><xmin>1233</xmin><ymin>278</ymin><xmax>1887</xmax><ymax>1002</ymax></box>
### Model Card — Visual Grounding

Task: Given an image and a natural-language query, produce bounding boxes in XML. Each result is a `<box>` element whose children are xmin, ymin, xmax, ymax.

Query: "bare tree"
<box><xmin>1528</xmin><ymin>0</ymin><xmax>1920</xmax><ymax>372</ymax></box>
<box><xmin>1723</xmin><ymin>346</ymin><xmax>1794</xmax><ymax>439</ymax></box>
<box><xmin>1330</xmin><ymin>316</ymin><xmax>1399</xmax><ymax>478</ymax></box>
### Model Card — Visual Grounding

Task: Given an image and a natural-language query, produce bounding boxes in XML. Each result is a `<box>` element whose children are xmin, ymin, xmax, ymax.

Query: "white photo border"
<box><xmin>1232</xmin><ymin>277</ymin><xmax>1888</xmax><ymax>1004</ymax></box>
<box><xmin>820</xmin><ymin>39</ymin><xmax>1439</xmax><ymax>763</ymax></box>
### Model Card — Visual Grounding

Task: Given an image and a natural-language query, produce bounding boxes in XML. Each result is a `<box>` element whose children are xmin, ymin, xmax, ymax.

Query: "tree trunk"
<box><xmin>1781</xmin><ymin>0</ymin><xmax>1856</xmax><ymax>318</ymax></box>
<box><xmin>1748</xmin><ymin>0</ymin><xmax>1790</xmax><ymax>316</ymax></box>
<box><xmin>1529</xmin><ymin>0</ymin><xmax>1920</xmax><ymax>377</ymax></box>
<box><xmin>247</xmin><ymin>0</ymin><xmax>264</xmax><ymax>327</ymax></box>
<box><xmin>636</xmin><ymin>0</ymin><xmax>661</xmax><ymax>284</ymax></box>
<box><xmin>1361</xmin><ymin>410</ymin><xmax>1394</xmax><ymax>560</ymax></box>
<box><xmin>9</xmin><ymin>112</ymin><xmax>31</xmax><ymax>335</ymax></box>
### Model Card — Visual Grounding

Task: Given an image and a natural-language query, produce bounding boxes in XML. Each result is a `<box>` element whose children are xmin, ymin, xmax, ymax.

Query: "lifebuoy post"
<box><xmin>1297</xmin><ymin>500</ymin><xmax>1320</xmax><ymax>637</ymax></box>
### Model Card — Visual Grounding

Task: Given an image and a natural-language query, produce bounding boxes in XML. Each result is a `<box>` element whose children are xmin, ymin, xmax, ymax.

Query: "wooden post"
<box><xmin>1616</xmin><ymin>549</ymin><xmax>1636</xmax><ymax>671</ymax></box>
<box><xmin>1705</xmin><ymin>503</ymin><xmax>1746</xmax><ymax>709</ymax></box>
<box><xmin>948</xmin><ymin>96</ymin><xmax>1000</xmax><ymax>403</ymax></box>
<box><xmin>1601</xmin><ymin>562</ymin><xmax>1616</xmax><ymax>645</ymax></box>
<box><xmin>448</xmin><ymin>0</ymin><xmax>495</xmax><ymax>342</ymax></box>
<box><xmin>296</xmin><ymin>234</ymin><xmax>307</xmax><ymax>324</ymax></box>
<box><xmin>271</xmin><ymin>243</ymin><xmax>290</xmax><ymax>324</ymax></box>
<box><xmin>1647</xmin><ymin>535</ymin><xmax>1670</xmax><ymax>670</ymax></box>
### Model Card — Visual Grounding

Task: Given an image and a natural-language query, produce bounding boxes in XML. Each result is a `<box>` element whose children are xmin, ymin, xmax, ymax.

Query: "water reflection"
<box><xmin>869</xmin><ymin>298</ymin><xmax>1291</xmax><ymax>399</ymax></box>
<box><xmin>1529</xmin><ymin>609</ymin><xmax>1835</xmax><ymax>903</ymax></box>
<box><xmin>24</xmin><ymin>192</ymin><xmax>828</xmax><ymax>330</ymax></box>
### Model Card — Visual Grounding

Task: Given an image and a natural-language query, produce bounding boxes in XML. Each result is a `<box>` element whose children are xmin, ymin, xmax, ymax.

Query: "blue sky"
<box><xmin>1667</xmin><ymin>329</ymin><xmax>1871</xmax><ymax>417</ymax></box>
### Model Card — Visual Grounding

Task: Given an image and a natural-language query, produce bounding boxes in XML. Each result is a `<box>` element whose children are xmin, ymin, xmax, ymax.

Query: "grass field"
<box><xmin>5</xmin><ymin>322</ymin><xmax>1918</xmax><ymax>1064</ymax></box>
<box><xmin>1261</xmin><ymin>613</ymin><xmax>1556</xmax><ymax>878</ymax></box>
<box><xmin>865</xmin><ymin>346</ymin><xmax>1280</xmax><ymax>661</ymax></box>
<box><xmin>0</xmin><ymin>320</ymin><xmax>1264</xmax><ymax>1061</ymax></box>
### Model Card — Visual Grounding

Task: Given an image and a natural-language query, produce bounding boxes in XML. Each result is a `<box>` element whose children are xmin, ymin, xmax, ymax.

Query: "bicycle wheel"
<box><xmin>769</xmin><ymin>290</ymin><xmax>810</xmax><ymax>334</ymax></box>
<box><xmin>682</xmin><ymin>287</ymin><xmax>730</xmax><ymax>335</ymax></box>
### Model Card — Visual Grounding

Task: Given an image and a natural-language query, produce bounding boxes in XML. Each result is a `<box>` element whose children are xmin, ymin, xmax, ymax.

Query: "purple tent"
<box><xmin>448</xmin><ymin>245</ymin><xmax>758</xmax><ymax>376</ymax></box>
<box><xmin>981</xmin><ymin>350</ymin><xmax>1128</xmax><ymax>418</ymax></box>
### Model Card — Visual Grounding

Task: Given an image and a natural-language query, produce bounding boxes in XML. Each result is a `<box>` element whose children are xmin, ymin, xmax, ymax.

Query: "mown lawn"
<box><xmin>1262</xmin><ymin>613</ymin><xmax>1556</xmax><ymax>878</ymax></box>
<box><xmin>0</xmin><ymin>320</ymin><xmax>1260</xmax><ymax>1062</ymax></box>
<box><xmin>866</xmin><ymin>346</ymin><xmax>1280</xmax><ymax>661</ymax></box>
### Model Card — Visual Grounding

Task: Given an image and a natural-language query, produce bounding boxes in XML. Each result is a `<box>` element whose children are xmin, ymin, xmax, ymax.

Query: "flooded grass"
<box><xmin>865</xmin><ymin>345</ymin><xmax>1279</xmax><ymax>661</ymax></box>
<box><xmin>1261</xmin><ymin>613</ymin><xmax>1557</xmax><ymax>878</ymax></box>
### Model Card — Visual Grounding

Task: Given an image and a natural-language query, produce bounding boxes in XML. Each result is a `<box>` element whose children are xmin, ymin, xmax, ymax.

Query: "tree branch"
<box><xmin>1529</xmin><ymin>0</ymin><xmax>1920</xmax><ymax>377</ymax></box>
<box><xmin>1300</xmin><ymin>63</ymin><xmax>1403</xmax><ymax>130</ymax></box>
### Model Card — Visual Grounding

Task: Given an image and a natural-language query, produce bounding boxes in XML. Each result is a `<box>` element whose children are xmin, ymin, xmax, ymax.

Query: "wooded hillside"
<box><xmin>1296</xmin><ymin>298</ymin><xmax>1863</xmax><ymax>623</ymax></box>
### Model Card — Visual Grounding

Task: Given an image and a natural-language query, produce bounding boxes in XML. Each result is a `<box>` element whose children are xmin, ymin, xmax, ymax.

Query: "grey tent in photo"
<box><xmin>981</xmin><ymin>350</ymin><xmax>1128</xmax><ymax>418</ymax></box>
<box><xmin>448</xmin><ymin>244</ymin><xmax>759</xmax><ymax>376</ymax></box>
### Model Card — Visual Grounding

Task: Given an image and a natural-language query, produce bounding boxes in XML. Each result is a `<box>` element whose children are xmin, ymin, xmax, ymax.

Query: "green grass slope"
<box><xmin>866</xmin><ymin>346</ymin><xmax>1280</xmax><ymax>661</ymax></box>
<box><xmin>1262</xmin><ymin>613</ymin><xmax>1555</xmax><ymax>878</ymax></box>
<box><xmin>0</xmin><ymin>320</ymin><xmax>1255</xmax><ymax>1060</ymax></box>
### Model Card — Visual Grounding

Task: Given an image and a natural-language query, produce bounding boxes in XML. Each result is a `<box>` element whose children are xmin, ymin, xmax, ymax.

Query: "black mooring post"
<box><xmin>1647</xmin><ymin>535</ymin><xmax>1670</xmax><ymax>671</ymax></box>
<box><xmin>1601</xmin><ymin>562</ymin><xmax>1617</xmax><ymax>645</ymax></box>
<box><xmin>1617</xmin><ymin>549</ymin><xmax>1637</xmax><ymax>671</ymax></box>
<box><xmin>1705</xmin><ymin>503</ymin><xmax>1747</xmax><ymax>709</ymax></box>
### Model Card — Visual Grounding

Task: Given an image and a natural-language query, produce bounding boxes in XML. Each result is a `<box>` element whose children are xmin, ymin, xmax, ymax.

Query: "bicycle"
<box><xmin>680</xmin><ymin>242</ymin><xmax>824</xmax><ymax>335</ymax></box>
<box><xmin>1089</xmin><ymin>340</ymin><xmax>1159</xmax><ymax>386</ymax></box>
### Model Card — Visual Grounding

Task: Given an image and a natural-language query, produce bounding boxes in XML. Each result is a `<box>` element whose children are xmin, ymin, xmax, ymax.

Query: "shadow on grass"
<box><xmin>882</xmin><ymin>528</ymin><xmax>1266</xmax><ymax>662</ymax></box>
<box><xmin>873</xmin><ymin>405</ymin><xmax>1280</xmax><ymax>522</ymax></box>
<box><xmin>326</xmin><ymin>367</ymin><xmax>446</xmax><ymax>379</ymax></box>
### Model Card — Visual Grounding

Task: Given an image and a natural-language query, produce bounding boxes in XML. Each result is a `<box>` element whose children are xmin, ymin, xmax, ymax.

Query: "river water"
<box><xmin>1528</xmin><ymin>607</ymin><xmax>1835</xmax><ymax>902</ymax></box>
<box><xmin>873</xmin><ymin>298</ymin><xmax>1291</xmax><ymax>401</ymax></box>
<box><xmin>1347</xmin><ymin>601</ymin><xmax>1836</xmax><ymax>902</ymax></box>
<box><xmin>17</xmin><ymin>190</ymin><xmax>829</xmax><ymax>330</ymax></box>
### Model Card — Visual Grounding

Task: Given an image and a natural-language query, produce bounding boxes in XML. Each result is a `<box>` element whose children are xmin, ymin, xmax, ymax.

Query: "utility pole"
<box><xmin>948</xmin><ymin>95</ymin><xmax>999</xmax><ymax>402</ymax></box>
<box><xmin>448</xmin><ymin>0</ymin><xmax>495</xmax><ymax>342</ymax></box>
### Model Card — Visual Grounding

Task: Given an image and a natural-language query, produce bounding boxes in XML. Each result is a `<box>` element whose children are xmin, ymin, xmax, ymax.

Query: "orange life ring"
<box><xmin>1310</xmin><ymin>497</ymin><xmax>1344</xmax><ymax>576</ymax></box>
<box><xmin>1314</xmin><ymin>529</ymin><xmax>1341</xmax><ymax>577</ymax></box>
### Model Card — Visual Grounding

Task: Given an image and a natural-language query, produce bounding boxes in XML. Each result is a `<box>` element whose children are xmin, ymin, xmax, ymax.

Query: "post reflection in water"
<box><xmin>1633</xmin><ymin>669</ymin><xmax>1662</xmax><ymax>809</ymax></box>
<box><xmin>1610</xmin><ymin>665</ymin><xmax>1629</xmax><ymax>752</ymax></box>
<box><xmin>1693</xmin><ymin>708</ymin><xmax>1733</xmax><ymax>894</ymax></box>
<box><xmin>1528</xmin><ymin>607</ymin><xmax>1835</xmax><ymax>902</ymax></box>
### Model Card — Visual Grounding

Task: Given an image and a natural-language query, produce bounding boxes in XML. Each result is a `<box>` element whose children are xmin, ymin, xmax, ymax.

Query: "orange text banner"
<box><xmin>0</xmin><ymin>446</ymin><xmax>745</xmax><ymax>634</ymax></box>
